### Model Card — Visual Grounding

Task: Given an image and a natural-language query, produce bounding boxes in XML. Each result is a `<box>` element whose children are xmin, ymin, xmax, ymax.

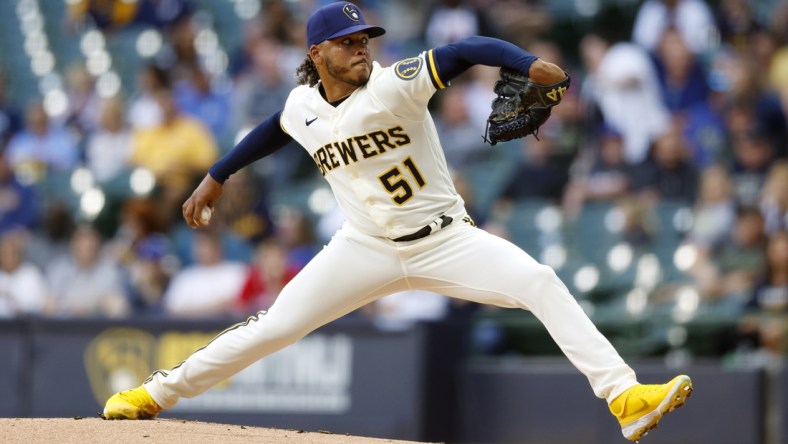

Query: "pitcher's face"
<box><xmin>319</xmin><ymin>32</ymin><xmax>372</xmax><ymax>87</ymax></box>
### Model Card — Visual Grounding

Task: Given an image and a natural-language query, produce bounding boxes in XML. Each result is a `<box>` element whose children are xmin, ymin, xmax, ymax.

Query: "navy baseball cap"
<box><xmin>306</xmin><ymin>2</ymin><xmax>386</xmax><ymax>47</ymax></box>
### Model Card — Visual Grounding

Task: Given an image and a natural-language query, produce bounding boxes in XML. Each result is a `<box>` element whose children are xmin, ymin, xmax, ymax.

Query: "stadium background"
<box><xmin>0</xmin><ymin>0</ymin><xmax>786</xmax><ymax>443</ymax></box>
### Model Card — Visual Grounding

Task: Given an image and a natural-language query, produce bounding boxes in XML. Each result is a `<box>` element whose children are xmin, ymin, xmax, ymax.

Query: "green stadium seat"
<box><xmin>504</xmin><ymin>198</ymin><xmax>554</xmax><ymax>254</ymax></box>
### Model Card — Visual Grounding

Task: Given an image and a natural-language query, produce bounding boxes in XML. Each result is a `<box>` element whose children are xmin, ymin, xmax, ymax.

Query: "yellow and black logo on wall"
<box><xmin>84</xmin><ymin>328</ymin><xmax>157</xmax><ymax>406</ymax></box>
<box><xmin>84</xmin><ymin>327</ymin><xmax>218</xmax><ymax>406</ymax></box>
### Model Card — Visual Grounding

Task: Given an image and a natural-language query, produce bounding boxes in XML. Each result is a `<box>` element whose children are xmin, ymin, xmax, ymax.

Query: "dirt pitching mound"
<box><xmin>2</xmin><ymin>418</ymin><xmax>428</xmax><ymax>444</ymax></box>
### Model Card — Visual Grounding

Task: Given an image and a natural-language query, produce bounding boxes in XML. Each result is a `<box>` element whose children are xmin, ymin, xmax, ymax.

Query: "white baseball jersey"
<box><xmin>280</xmin><ymin>52</ymin><xmax>466</xmax><ymax>239</ymax></box>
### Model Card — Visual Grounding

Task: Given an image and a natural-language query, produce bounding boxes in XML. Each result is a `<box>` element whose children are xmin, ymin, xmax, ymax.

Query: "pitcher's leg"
<box><xmin>412</xmin><ymin>226</ymin><xmax>638</xmax><ymax>401</ymax></box>
<box><xmin>145</xmin><ymin>232</ymin><xmax>405</xmax><ymax>408</ymax></box>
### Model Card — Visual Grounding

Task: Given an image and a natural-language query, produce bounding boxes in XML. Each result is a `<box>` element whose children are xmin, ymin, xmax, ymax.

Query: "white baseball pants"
<box><xmin>144</xmin><ymin>222</ymin><xmax>638</xmax><ymax>408</ymax></box>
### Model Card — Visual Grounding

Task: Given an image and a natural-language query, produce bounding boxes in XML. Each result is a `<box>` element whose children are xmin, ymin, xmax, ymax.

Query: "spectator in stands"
<box><xmin>231</xmin><ymin>34</ymin><xmax>308</xmax><ymax>187</ymax></box>
<box><xmin>111</xmin><ymin>198</ymin><xmax>167</xmax><ymax>259</ymax></box>
<box><xmin>130</xmin><ymin>87</ymin><xmax>219</xmax><ymax>222</ymax></box>
<box><xmin>749</xmin><ymin>29</ymin><xmax>782</xmax><ymax>93</ymax></box>
<box><xmin>747</xmin><ymin>230</ymin><xmax>788</xmax><ymax>313</ymax></box>
<box><xmin>723</xmin><ymin>52</ymin><xmax>787</xmax><ymax>158</ymax></box>
<box><xmin>0</xmin><ymin>151</ymin><xmax>38</xmax><ymax>235</ymax></box>
<box><xmin>274</xmin><ymin>207</ymin><xmax>318</xmax><ymax>270</ymax></box>
<box><xmin>770</xmin><ymin>44</ymin><xmax>788</xmax><ymax>107</ymax></box>
<box><xmin>738</xmin><ymin>230</ymin><xmax>788</xmax><ymax>359</ymax></box>
<box><xmin>593</xmin><ymin>40</ymin><xmax>671</xmax><ymax>164</ymax></box>
<box><xmin>128</xmin><ymin>64</ymin><xmax>170</xmax><ymax>131</ymax></box>
<box><xmin>232</xmin><ymin>35</ymin><xmax>294</xmax><ymax>127</ymax></box>
<box><xmin>590</xmin><ymin>128</ymin><xmax>632</xmax><ymax>199</ymax></box>
<box><xmin>577</xmin><ymin>33</ymin><xmax>609</xmax><ymax>143</ymax></box>
<box><xmin>132</xmin><ymin>0</ymin><xmax>194</xmax><ymax>31</ymax></box>
<box><xmin>722</xmin><ymin>97</ymin><xmax>758</xmax><ymax>144</ymax></box>
<box><xmin>484</xmin><ymin>1</ymin><xmax>552</xmax><ymax>49</ymax></box>
<box><xmin>228</xmin><ymin>15</ymin><xmax>266</xmax><ymax>79</ymax></box>
<box><xmin>632</xmin><ymin>123</ymin><xmax>698</xmax><ymax>204</ymax></box>
<box><xmin>46</xmin><ymin>224</ymin><xmax>129</xmax><ymax>318</ymax></box>
<box><xmin>421</xmin><ymin>0</ymin><xmax>499</xmax><ymax>49</ymax></box>
<box><xmin>24</xmin><ymin>201</ymin><xmax>75</xmax><ymax>270</ymax></box>
<box><xmin>728</xmin><ymin>127</ymin><xmax>774</xmax><ymax>208</ymax></box>
<box><xmin>173</xmin><ymin>66</ymin><xmax>231</xmax><ymax>142</ymax></box>
<box><xmin>496</xmin><ymin>134</ymin><xmax>572</xmax><ymax>206</ymax></box>
<box><xmin>166</xmin><ymin>14</ymin><xmax>200</xmax><ymax>82</ymax></box>
<box><xmin>688</xmin><ymin>164</ymin><xmax>736</xmax><ymax>250</ymax></box>
<box><xmin>461</xmin><ymin>65</ymin><xmax>500</xmax><ymax>138</ymax></box>
<box><xmin>229</xmin><ymin>3</ymin><xmax>304</xmax><ymax>81</ymax></box>
<box><xmin>66</xmin><ymin>0</ymin><xmax>140</xmax><ymax>32</ymax></box>
<box><xmin>652</xmin><ymin>28</ymin><xmax>710</xmax><ymax>117</ymax></box>
<box><xmin>64</xmin><ymin>63</ymin><xmax>102</xmax><ymax>143</ymax></box>
<box><xmin>236</xmin><ymin>238</ymin><xmax>299</xmax><ymax>314</ymax></box>
<box><xmin>715</xmin><ymin>0</ymin><xmax>764</xmax><ymax>51</ymax></box>
<box><xmin>631</xmin><ymin>0</ymin><xmax>718</xmax><ymax>55</ymax></box>
<box><xmin>434</xmin><ymin>83</ymin><xmax>489</xmax><ymax>170</ymax></box>
<box><xmin>6</xmin><ymin>100</ymin><xmax>79</xmax><ymax>183</ymax></box>
<box><xmin>163</xmin><ymin>230</ymin><xmax>247</xmax><ymax>318</ymax></box>
<box><xmin>123</xmin><ymin>233</ymin><xmax>175</xmax><ymax>317</ymax></box>
<box><xmin>681</xmin><ymin>49</ymin><xmax>729</xmax><ymax>168</ymax></box>
<box><xmin>563</xmin><ymin>127</ymin><xmax>632</xmax><ymax>216</ymax></box>
<box><xmin>109</xmin><ymin>198</ymin><xmax>174</xmax><ymax>316</ymax></box>
<box><xmin>85</xmin><ymin>95</ymin><xmax>133</xmax><ymax>183</ymax></box>
<box><xmin>694</xmin><ymin>207</ymin><xmax>768</xmax><ymax>302</ymax></box>
<box><xmin>618</xmin><ymin>196</ymin><xmax>656</xmax><ymax>247</ymax></box>
<box><xmin>759</xmin><ymin>160</ymin><xmax>788</xmax><ymax>235</ymax></box>
<box><xmin>171</xmin><ymin>226</ymin><xmax>254</xmax><ymax>268</ymax></box>
<box><xmin>0</xmin><ymin>230</ymin><xmax>48</xmax><ymax>318</ymax></box>
<box><xmin>259</xmin><ymin>0</ymin><xmax>297</xmax><ymax>45</ymax></box>
<box><xmin>772</xmin><ymin>1</ymin><xmax>788</xmax><ymax>43</ymax></box>
<box><xmin>0</xmin><ymin>72</ymin><xmax>23</xmax><ymax>151</ymax></box>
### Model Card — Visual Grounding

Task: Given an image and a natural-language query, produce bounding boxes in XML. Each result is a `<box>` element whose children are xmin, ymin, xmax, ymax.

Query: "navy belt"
<box><xmin>392</xmin><ymin>216</ymin><xmax>453</xmax><ymax>242</ymax></box>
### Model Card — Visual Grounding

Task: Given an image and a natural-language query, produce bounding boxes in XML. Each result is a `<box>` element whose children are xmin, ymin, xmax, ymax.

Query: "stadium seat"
<box><xmin>570</xmin><ymin>201</ymin><xmax>620</xmax><ymax>264</ymax></box>
<box><xmin>504</xmin><ymin>198</ymin><xmax>556</xmax><ymax>254</ymax></box>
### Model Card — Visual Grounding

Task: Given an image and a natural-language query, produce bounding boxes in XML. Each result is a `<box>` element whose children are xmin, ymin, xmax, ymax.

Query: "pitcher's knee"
<box><xmin>511</xmin><ymin>264</ymin><xmax>574</xmax><ymax>310</ymax></box>
<box><xmin>523</xmin><ymin>264</ymin><xmax>559</xmax><ymax>292</ymax></box>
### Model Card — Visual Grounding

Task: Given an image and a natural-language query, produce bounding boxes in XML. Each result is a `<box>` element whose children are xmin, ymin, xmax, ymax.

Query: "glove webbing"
<box><xmin>483</xmin><ymin>115</ymin><xmax>542</xmax><ymax>145</ymax></box>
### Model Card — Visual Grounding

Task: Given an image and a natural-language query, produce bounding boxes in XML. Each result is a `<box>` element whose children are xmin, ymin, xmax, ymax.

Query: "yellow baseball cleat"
<box><xmin>609</xmin><ymin>374</ymin><xmax>693</xmax><ymax>441</ymax></box>
<box><xmin>102</xmin><ymin>386</ymin><xmax>162</xmax><ymax>420</ymax></box>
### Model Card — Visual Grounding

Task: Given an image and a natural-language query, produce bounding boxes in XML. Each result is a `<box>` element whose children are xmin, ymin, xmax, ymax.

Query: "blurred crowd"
<box><xmin>0</xmin><ymin>0</ymin><xmax>786</xmax><ymax>360</ymax></box>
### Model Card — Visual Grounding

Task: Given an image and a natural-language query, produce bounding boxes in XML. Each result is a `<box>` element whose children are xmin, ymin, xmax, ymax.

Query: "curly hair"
<box><xmin>296</xmin><ymin>54</ymin><xmax>320</xmax><ymax>87</ymax></box>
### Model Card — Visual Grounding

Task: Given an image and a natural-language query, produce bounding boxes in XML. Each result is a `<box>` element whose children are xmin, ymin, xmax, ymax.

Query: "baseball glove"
<box><xmin>483</xmin><ymin>67</ymin><xmax>570</xmax><ymax>145</ymax></box>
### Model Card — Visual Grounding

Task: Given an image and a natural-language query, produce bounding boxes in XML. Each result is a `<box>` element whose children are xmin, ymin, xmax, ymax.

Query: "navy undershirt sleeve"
<box><xmin>432</xmin><ymin>36</ymin><xmax>539</xmax><ymax>83</ymax></box>
<box><xmin>208</xmin><ymin>110</ymin><xmax>293</xmax><ymax>184</ymax></box>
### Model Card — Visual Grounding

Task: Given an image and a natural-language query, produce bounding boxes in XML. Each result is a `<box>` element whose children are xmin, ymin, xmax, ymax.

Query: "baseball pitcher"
<box><xmin>103</xmin><ymin>3</ymin><xmax>692</xmax><ymax>441</ymax></box>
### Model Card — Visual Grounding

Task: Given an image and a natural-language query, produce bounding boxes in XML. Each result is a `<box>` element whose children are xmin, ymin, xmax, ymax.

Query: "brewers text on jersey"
<box><xmin>310</xmin><ymin>126</ymin><xmax>411</xmax><ymax>176</ymax></box>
